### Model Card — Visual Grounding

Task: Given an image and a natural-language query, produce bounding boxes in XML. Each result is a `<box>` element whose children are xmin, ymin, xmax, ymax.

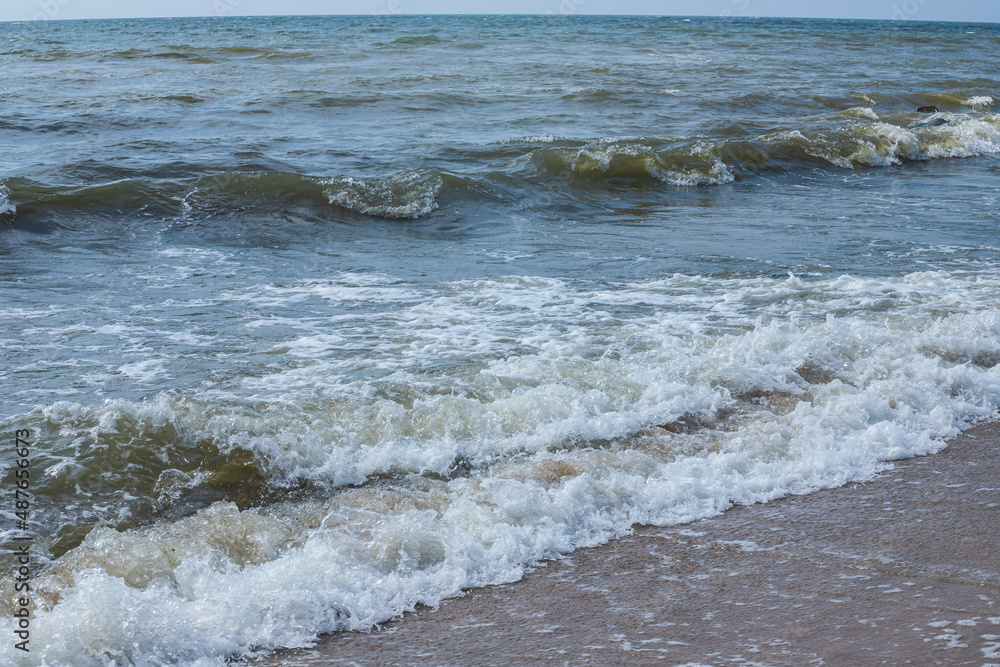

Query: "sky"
<box><xmin>2</xmin><ymin>0</ymin><xmax>998</xmax><ymax>23</ymax></box>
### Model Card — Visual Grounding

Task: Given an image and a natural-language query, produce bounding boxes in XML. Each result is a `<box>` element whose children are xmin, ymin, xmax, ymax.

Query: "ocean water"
<box><xmin>1</xmin><ymin>14</ymin><xmax>999</xmax><ymax>666</ymax></box>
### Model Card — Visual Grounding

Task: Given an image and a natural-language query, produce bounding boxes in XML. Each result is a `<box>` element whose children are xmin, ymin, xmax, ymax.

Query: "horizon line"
<box><xmin>1</xmin><ymin>13</ymin><xmax>997</xmax><ymax>24</ymax></box>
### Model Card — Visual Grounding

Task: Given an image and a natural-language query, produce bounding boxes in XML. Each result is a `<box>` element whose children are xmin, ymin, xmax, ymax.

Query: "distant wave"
<box><xmin>386</xmin><ymin>34</ymin><xmax>446</xmax><ymax>46</ymax></box>
<box><xmin>3</xmin><ymin>110</ymin><xmax>998</xmax><ymax>225</ymax></box>
<box><xmin>527</xmin><ymin>140</ymin><xmax>736</xmax><ymax>186</ymax></box>
<box><xmin>0</xmin><ymin>170</ymin><xmax>451</xmax><ymax>222</ymax></box>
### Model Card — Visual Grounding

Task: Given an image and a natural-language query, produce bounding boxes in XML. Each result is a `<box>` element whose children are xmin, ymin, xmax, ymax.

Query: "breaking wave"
<box><xmin>322</xmin><ymin>169</ymin><xmax>443</xmax><ymax>219</ymax></box>
<box><xmin>527</xmin><ymin>140</ymin><xmax>736</xmax><ymax>186</ymax></box>
<box><xmin>0</xmin><ymin>186</ymin><xmax>15</xmax><ymax>217</ymax></box>
<box><xmin>2</xmin><ymin>270</ymin><xmax>1000</xmax><ymax>666</ymax></box>
<box><xmin>3</xmin><ymin>111</ymin><xmax>999</xmax><ymax>227</ymax></box>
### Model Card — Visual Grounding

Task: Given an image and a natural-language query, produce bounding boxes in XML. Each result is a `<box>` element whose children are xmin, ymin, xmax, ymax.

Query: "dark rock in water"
<box><xmin>917</xmin><ymin>105</ymin><xmax>939</xmax><ymax>113</ymax></box>
<box><xmin>913</xmin><ymin>116</ymin><xmax>950</xmax><ymax>129</ymax></box>
<box><xmin>659</xmin><ymin>412</ymin><xmax>707</xmax><ymax>434</ymax></box>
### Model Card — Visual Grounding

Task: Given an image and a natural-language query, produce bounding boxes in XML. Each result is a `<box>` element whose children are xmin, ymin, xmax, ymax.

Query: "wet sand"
<box><xmin>263</xmin><ymin>421</ymin><xmax>1000</xmax><ymax>666</ymax></box>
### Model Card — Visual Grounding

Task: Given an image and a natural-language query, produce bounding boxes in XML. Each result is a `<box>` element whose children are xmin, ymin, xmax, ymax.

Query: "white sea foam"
<box><xmin>323</xmin><ymin>169</ymin><xmax>442</xmax><ymax>219</ymax></box>
<box><xmin>561</xmin><ymin>142</ymin><xmax>735</xmax><ymax>186</ymax></box>
<box><xmin>841</xmin><ymin>106</ymin><xmax>880</xmax><ymax>121</ymax></box>
<box><xmin>847</xmin><ymin>122</ymin><xmax>922</xmax><ymax>166</ymax></box>
<box><xmin>4</xmin><ymin>270</ymin><xmax>1000</xmax><ymax>666</ymax></box>
<box><xmin>115</xmin><ymin>359</ymin><xmax>170</xmax><ymax>382</ymax></box>
<box><xmin>963</xmin><ymin>96</ymin><xmax>995</xmax><ymax>109</ymax></box>
<box><xmin>524</xmin><ymin>113</ymin><xmax>1000</xmax><ymax>182</ymax></box>
<box><xmin>921</xmin><ymin>116</ymin><xmax>1000</xmax><ymax>159</ymax></box>
<box><xmin>0</xmin><ymin>185</ymin><xmax>15</xmax><ymax>216</ymax></box>
<box><xmin>222</xmin><ymin>273</ymin><xmax>422</xmax><ymax>307</ymax></box>
<box><xmin>501</xmin><ymin>135</ymin><xmax>569</xmax><ymax>144</ymax></box>
<box><xmin>156</xmin><ymin>247</ymin><xmax>232</xmax><ymax>261</ymax></box>
<box><xmin>821</xmin><ymin>114</ymin><xmax>1000</xmax><ymax>168</ymax></box>
<box><xmin>657</xmin><ymin>154</ymin><xmax>735</xmax><ymax>186</ymax></box>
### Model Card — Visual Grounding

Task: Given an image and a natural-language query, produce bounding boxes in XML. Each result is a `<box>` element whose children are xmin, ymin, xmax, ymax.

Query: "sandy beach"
<box><xmin>264</xmin><ymin>420</ymin><xmax>1000</xmax><ymax>666</ymax></box>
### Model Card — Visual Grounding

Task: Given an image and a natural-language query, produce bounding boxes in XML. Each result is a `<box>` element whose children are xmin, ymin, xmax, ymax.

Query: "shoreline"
<box><xmin>261</xmin><ymin>419</ymin><xmax>1000</xmax><ymax>666</ymax></box>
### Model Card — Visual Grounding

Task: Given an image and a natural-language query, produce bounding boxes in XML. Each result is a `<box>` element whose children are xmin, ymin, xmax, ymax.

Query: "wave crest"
<box><xmin>0</xmin><ymin>185</ymin><xmax>15</xmax><ymax>217</ymax></box>
<box><xmin>323</xmin><ymin>169</ymin><xmax>443</xmax><ymax>219</ymax></box>
<box><xmin>838</xmin><ymin>114</ymin><xmax>1000</xmax><ymax>167</ymax></box>
<box><xmin>5</xmin><ymin>270</ymin><xmax>1000</xmax><ymax>666</ymax></box>
<box><xmin>532</xmin><ymin>141</ymin><xmax>735</xmax><ymax>186</ymax></box>
<box><xmin>963</xmin><ymin>96</ymin><xmax>995</xmax><ymax>109</ymax></box>
<box><xmin>5</xmin><ymin>113</ymin><xmax>999</xmax><ymax>225</ymax></box>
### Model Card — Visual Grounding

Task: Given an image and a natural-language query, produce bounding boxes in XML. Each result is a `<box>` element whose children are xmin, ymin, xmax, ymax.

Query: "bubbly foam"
<box><xmin>536</xmin><ymin>141</ymin><xmax>735</xmax><ymax>186</ymax></box>
<box><xmin>520</xmin><ymin>113</ymin><xmax>999</xmax><ymax>189</ymax></box>
<box><xmin>323</xmin><ymin>169</ymin><xmax>442</xmax><ymax>219</ymax></box>
<box><xmin>4</xmin><ymin>270</ymin><xmax>1000</xmax><ymax>666</ymax></box>
<box><xmin>841</xmin><ymin>106</ymin><xmax>881</xmax><ymax>121</ymax></box>
<box><xmin>920</xmin><ymin>116</ymin><xmax>1000</xmax><ymax>159</ymax></box>
<box><xmin>964</xmin><ymin>96</ymin><xmax>995</xmax><ymax>109</ymax></box>
<box><xmin>116</xmin><ymin>359</ymin><xmax>170</xmax><ymax>382</ymax></box>
<box><xmin>0</xmin><ymin>185</ymin><xmax>15</xmax><ymax>217</ymax></box>
<box><xmin>819</xmin><ymin>114</ymin><xmax>1000</xmax><ymax>168</ymax></box>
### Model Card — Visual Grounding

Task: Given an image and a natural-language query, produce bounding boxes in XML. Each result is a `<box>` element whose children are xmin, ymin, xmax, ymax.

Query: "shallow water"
<box><xmin>1</xmin><ymin>14</ymin><xmax>999</xmax><ymax>666</ymax></box>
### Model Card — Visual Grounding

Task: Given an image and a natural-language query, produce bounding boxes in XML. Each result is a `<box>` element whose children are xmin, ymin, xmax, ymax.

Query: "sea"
<box><xmin>1</xmin><ymin>14</ymin><xmax>999</xmax><ymax>666</ymax></box>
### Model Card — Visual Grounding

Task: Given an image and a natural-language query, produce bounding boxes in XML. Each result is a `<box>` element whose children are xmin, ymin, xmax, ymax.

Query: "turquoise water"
<box><xmin>1</xmin><ymin>15</ymin><xmax>999</xmax><ymax>666</ymax></box>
